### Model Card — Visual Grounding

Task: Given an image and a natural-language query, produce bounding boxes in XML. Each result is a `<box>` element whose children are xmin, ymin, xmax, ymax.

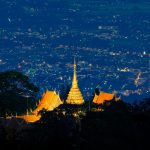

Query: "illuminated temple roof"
<box><xmin>33</xmin><ymin>90</ymin><xmax>63</xmax><ymax>115</ymax></box>
<box><xmin>93</xmin><ymin>91</ymin><xmax>120</xmax><ymax>104</ymax></box>
<box><xmin>17</xmin><ymin>90</ymin><xmax>63</xmax><ymax>123</ymax></box>
<box><xmin>66</xmin><ymin>58</ymin><xmax>84</xmax><ymax>105</ymax></box>
<box><xmin>17</xmin><ymin>114</ymin><xmax>41</xmax><ymax>123</ymax></box>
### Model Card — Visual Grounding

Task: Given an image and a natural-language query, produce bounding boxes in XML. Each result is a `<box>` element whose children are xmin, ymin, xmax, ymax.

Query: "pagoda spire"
<box><xmin>72</xmin><ymin>57</ymin><xmax>78</xmax><ymax>88</ymax></box>
<box><xmin>66</xmin><ymin>57</ymin><xmax>84</xmax><ymax>105</ymax></box>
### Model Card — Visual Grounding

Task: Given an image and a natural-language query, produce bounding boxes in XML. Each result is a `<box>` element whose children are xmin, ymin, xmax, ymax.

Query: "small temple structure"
<box><xmin>93</xmin><ymin>91</ymin><xmax>120</xmax><ymax>104</ymax></box>
<box><xmin>17</xmin><ymin>90</ymin><xmax>63</xmax><ymax>123</ymax></box>
<box><xmin>66</xmin><ymin>58</ymin><xmax>84</xmax><ymax>105</ymax></box>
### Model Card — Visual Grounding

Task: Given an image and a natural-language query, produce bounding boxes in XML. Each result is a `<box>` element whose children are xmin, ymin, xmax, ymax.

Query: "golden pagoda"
<box><xmin>66</xmin><ymin>58</ymin><xmax>84</xmax><ymax>105</ymax></box>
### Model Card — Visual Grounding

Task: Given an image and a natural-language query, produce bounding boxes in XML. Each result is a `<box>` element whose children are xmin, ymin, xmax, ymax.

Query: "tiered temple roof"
<box><xmin>93</xmin><ymin>91</ymin><xmax>120</xmax><ymax>104</ymax></box>
<box><xmin>17</xmin><ymin>90</ymin><xmax>63</xmax><ymax>123</ymax></box>
<box><xmin>33</xmin><ymin>90</ymin><xmax>63</xmax><ymax>115</ymax></box>
<box><xmin>17</xmin><ymin>114</ymin><xmax>41</xmax><ymax>123</ymax></box>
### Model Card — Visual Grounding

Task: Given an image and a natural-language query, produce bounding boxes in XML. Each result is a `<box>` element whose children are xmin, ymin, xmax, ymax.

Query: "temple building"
<box><xmin>17</xmin><ymin>90</ymin><xmax>63</xmax><ymax>123</ymax></box>
<box><xmin>17</xmin><ymin>114</ymin><xmax>41</xmax><ymax>123</ymax></box>
<box><xmin>33</xmin><ymin>90</ymin><xmax>63</xmax><ymax>115</ymax></box>
<box><xmin>66</xmin><ymin>58</ymin><xmax>84</xmax><ymax>105</ymax></box>
<box><xmin>93</xmin><ymin>91</ymin><xmax>120</xmax><ymax>104</ymax></box>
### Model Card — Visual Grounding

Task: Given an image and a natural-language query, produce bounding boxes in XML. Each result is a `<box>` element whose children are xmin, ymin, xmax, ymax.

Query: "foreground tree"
<box><xmin>0</xmin><ymin>71</ymin><xmax>39</xmax><ymax>116</ymax></box>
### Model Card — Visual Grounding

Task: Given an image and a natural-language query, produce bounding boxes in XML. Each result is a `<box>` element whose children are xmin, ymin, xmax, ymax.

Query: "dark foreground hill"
<box><xmin>0</xmin><ymin>99</ymin><xmax>150</xmax><ymax>150</ymax></box>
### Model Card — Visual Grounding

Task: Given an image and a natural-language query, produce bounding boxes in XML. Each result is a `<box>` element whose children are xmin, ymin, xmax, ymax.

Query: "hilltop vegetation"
<box><xmin>0</xmin><ymin>71</ymin><xmax>39</xmax><ymax>116</ymax></box>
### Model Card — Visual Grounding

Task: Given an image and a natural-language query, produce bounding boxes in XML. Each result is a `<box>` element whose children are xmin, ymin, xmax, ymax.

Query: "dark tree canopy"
<box><xmin>0</xmin><ymin>71</ymin><xmax>39</xmax><ymax>116</ymax></box>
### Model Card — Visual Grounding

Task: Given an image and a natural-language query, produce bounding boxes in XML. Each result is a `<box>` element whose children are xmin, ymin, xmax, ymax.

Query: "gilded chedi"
<box><xmin>66</xmin><ymin>58</ymin><xmax>84</xmax><ymax>105</ymax></box>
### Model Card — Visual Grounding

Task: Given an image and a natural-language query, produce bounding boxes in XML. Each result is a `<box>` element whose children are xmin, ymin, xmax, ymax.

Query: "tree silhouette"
<box><xmin>0</xmin><ymin>71</ymin><xmax>39</xmax><ymax>116</ymax></box>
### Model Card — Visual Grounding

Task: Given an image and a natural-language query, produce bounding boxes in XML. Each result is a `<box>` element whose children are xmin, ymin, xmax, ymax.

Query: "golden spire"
<box><xmin>66</xmin><ymin>57</ymin><xmax>84</xmax><ymax>105</ymax></box>
<box><xmin>72</xmin><ymin>57</ymin><xmax>78</xmax><ymax>88</ymax></box>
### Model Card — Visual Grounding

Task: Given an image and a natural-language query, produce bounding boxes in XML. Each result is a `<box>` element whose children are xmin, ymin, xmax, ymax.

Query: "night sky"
<box><xmin>0</xmin><ymin>0</ymin><xmax>150</xmax><ymax>102</ymax></box>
